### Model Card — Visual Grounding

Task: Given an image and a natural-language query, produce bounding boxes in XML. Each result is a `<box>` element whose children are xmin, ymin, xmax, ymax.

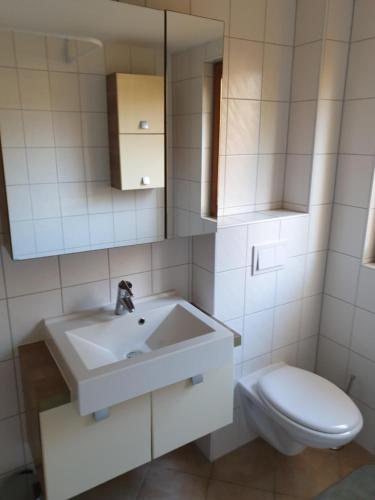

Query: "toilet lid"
<box><xmin>257</xmin><ymin>365</ymin><xmax>361</xmax><ymax>434</ymax></box>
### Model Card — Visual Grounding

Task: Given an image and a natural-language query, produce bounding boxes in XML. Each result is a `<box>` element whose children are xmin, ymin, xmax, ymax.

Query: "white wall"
<box><xmin>317</xmin><ymin>0</ymin><xmax>375</xmax><ymax>454</ymax></box>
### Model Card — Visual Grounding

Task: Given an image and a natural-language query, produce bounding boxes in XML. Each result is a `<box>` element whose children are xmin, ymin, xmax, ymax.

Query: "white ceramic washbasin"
<box><xmin>44</xmin><ymin>292</ymin><xmax>233</xmax><ymax>415</ymax></box>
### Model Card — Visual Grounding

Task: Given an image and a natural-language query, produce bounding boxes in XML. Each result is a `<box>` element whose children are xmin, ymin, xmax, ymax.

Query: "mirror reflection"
<box><xmin>166</xmin><ymin>11</ymin><xmax>224</xmax><ymax>238</ymax></box>
<box><xmin>0</xmin><ymin>0</ymin><xmax>165</xmax><ymax>260</ymax></box>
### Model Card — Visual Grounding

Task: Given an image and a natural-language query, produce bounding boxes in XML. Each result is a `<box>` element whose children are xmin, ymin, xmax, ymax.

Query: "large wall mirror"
<box><xmin>166</xmin><ymin>12</ymin><xmax>224</xmax><ymax>238</ymax></box>
<box><xmin>0</xmin><ymin>0</ymin><xmax>224</xmax><ymax>260</ymax></box>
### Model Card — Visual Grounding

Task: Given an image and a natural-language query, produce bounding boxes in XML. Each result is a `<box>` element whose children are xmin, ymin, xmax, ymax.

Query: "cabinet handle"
<box><xmin>139</xmin><ymin>120</ymin><xmax>149</xmax><ymax>130</ymax></box>
<box><xmin>191</xmin><ymin>374</ymin><xmax>204</xmax><ymax>385</ymax></box>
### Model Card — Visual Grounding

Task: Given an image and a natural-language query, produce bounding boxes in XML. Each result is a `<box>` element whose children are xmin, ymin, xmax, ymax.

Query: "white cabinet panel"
<box><xmin>152</xmin><ymin>362</ymin><xmax>233</xmax><ymax>458</ymax></box>
<box><xmin>40</xmin><ymin>394</ymin><xmax>151</xmax><ymax>500</ymax></box>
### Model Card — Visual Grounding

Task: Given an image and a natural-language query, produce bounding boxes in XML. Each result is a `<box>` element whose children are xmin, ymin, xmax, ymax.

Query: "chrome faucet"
<box><xmin>115</xmin><ymin>280</ymin><xmax>135</xmax><ymax>315</ymax></box>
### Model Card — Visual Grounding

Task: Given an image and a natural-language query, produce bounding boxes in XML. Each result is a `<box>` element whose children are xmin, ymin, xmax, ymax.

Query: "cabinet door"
<box><xmin>40</xmin><ymin>394</ymin><xmax>151</xmax><ymax>500</ymax></box>
<box><xmin>119</xmin><ymin>134</ymin><xmax>164</xmax><ymax>190</ymax></box>
<box><xmin>152</xmin><ymin>362</ymin><xmax>233</xmax><ymax>458</ymax></box>
<box><xmin>117</xmin><ymin>74</ymin><xmax>164</xmax><ymax>134</ymax></box>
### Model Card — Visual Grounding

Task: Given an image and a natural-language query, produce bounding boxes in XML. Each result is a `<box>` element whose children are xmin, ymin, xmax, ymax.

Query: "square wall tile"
<box><xmin>87</xmin><ymin>181</ymin><xmax>113</xmax><ymax>214</ymax></box>
<box><xmin>243</xmin><ymin>309</ymin><xmax>273</xmax><ymax>360</ymax></box>
<box><xmin>325</xmin><ymin>251</ymin><xmax>360</xmax><ymax>304</ymax></box>
<box><xmin>348</xmin><ymin>352</ymin><xmax>375</xmax><ymax>408</ymax></box>
<box><xmin>81</xmin><ymin>113</ymin><xmax>108</xmax><ymax>147</ymax></box>
<box><xmin>259</xmin><ymin>101</ymin><xmax>289</xmax><ymax>154</ymax></box>
<box><xmin>109</xmin><ymin>244</ymin><xmax>151</xmax><ymax>278</ymax></box>
<box><xmin>152</xmin><ymin>264</ymin><xmax>189</xmax><ymax>299</ymax></box>
<box><xmin>329</xmin><ymin>204</ymin><xmax>368</xmax><ymax>258</ymax></box>
<box><xmin>310</xmin><ymin>154</ymin><xmax>337</xmax><ymax>206</ymax></box>
<box><xmin>292</xmin><ymin>42</ymin><xmax>322</xmax><ymax>101</ymax></box>
<box><xmin>146</xmin><ymin>0</ymin><xmax>190</xmax><ymax>13</ymax></box>
<box><xmin>300</xmin><ymin>294</ymin><xmax>321</xmax><ymax>339</ymax></box>
<box><xmin>18</xmin><ymin>69</ymin><xmax>50</xmax><ymax>110</ymax></box>
<box><xmin>230</xmin><ymin>0</ymin><xmax>266</xmax><ymax>41</ymax></box>
<box><xmin>34</xmin><ymin>219</ymin><xmax>64</xmax><ymax>253</ymax></box>
<box><xmin>320</xmin><ymin>41</ymin><xmax>349</xmax><ymax>100</ymax></box>
<box><xmin>9</xmin><ymin>221</ymin><xmax>36</xmax><ymax>257</ymax></box>
<box><xmin>62</xmin><ymin>215</ymin><xmax>90</xmax><ymax>249</ymax></box>
<box><xmin>226</xmin><ymin>100</ymin><xmax>260</xmax><ymax>155</ymax></box>
<box><xmin>23</xmin><ymin>111</ymin><xmax>54</xmax><ymax>147</ymax></box>
<box><xmin>215</xmin><ymin>226</ymin><xmax>247</xmax><ymax>272</ymax></box>
<box><xmin>284</xmin><ymin>155</ymin><xmax>311</xmax><ymax>206</ymax></box>
<box><xmin>27</xmin><ymin>148</ymin><xmax>57</xmax><ymax>184</ymax></box>
<box><xmin>49</xmin><ymin>72</ymin><xmax>80</xmax><ymax>111</ymax></box>
<box><xmin>56</xmin><ymin>148</ymin><xmax>85</xmax><ymax>183</ymax></box>
<box><xmin>59</xmin><ymin>183</ymin><xmax>87</xmax><ymax>216</ymax></box>
<box><xmin>152</xmin><ymin>237</ymin><xmax>190</xmax><ymax>270</ymax></box>
<box><xmin>304</xmin><ymin>251</ymin><xmax>326</xmax><ymax>297</ymax></box>
<box><xmin>335</xmin><ymin>155</ymin><xmax>374</xmax><ymax>209</ymax></box>
<box><xmin>265</xmin><ymin>0</ymin><xmax>295</xmax><ymax>45</ymax></box>
<box><xmin>79</xmin><ymin>74</ymin><xmax>107</xmax><ymax>112</ymax></box>
<box><xmin>89</xmin><ymin>213</ymin><xmax>114</xmax><ymax>245</ymax></box>
<box><xmin>60</xmin><ymin>249</ymin><xmax>109</xmax><ymax>287</ymax></box>
<box><xmin>192</xmin><ymin>234</ymin><xmax>215</xmax><ymax>272</ymax></box>
<box><xmin>307</xmin><ymin>204</ymin><xmax>332</xmax><ymax>253</ymax></box>
<box><xmin>352</xmin><ymin>0</ymin><xmax>375</xmax><ymax>41</ymax></box>
<box><xmin>317</xmin><ymin>336</ymin><xmax>349</xmax><ymax>389</ymax></box>
<box><xmin>224</xmin><ymin>155</ymin><xmax>257</xmax><ymax>208</ymax></box>
<box><xmin>357</xmin><ymin>266</ymin><xmax>375</xmax><ymax>314</ymax></box>
<box><xmin>0</xmin><ymin>68</ymin><xmax>20</xmax><ymax>109</ymax></box>
<box><xmin>340</xmin><ymin>99</ymin><xmax>375</xmax><ymax>155</ymax></box>
<box><xmin>84</xmin><ymin>148</ymin><xmax>110</xmax><ymax>181</ymax></box>
<box><xmin>273</xmin><ymin>300</ymin><xmax>301</xmax><ymax>350</ymax></box>
<box><xmin>30</xmin><ymin>184</ymin><xmax>60</xmax><ymax>219</ymax></box>
<box><xmin>256</xmin><ymin>155</ymin><xmax>285</xmax><ymax>205</ymax></box>
<box><xmin>295</xmin><ymin>0</ymin><xmax>326</xmax><ymax>45</ymax></box>
<box><xmin>287</xmin><ymin>101</ymin><xmax>316</xmax><ymax>155</ymax></box>
<box><xmin>192</xmin><ymin>265</ymin><xmax>214</xmax><ymax>314</ymax></box>
<box><xmin>347</xmin><ymin>38</ymin><xmax>375</xmax><ymax>100</ymax></box>
<box><xmin>0</xmin><ymin>110</ymin><xmax>24</xmax><ymax>147</ymax></box>
<box><xmin>320</xmin><ymin>295</ymin><xmax>354</xmax><ymax>347</ymax></box>
<box><xmin>276</xmin><ymin>254</ymin><xmax>305</xmax><ymax>305</ymax></box>
<box><xmin>297</xmin><ymin>335</ymin><xmax>318</xmax><ymax>371</ymax></box>
<box><xmin>352</xmin><ymin>308</ymin><xmax>375</xmax><ymax>363</ymax></box>
<box><xmin>326</xmin><ymin>0</ymin><xmax>353</xmax><ymax>41</ymax></box>
<box><xmin>280</xmin><ymin>216</ymin><xmax>309</xmax><ymax>257</ymax></box>
<box><xmin>53</xmin><ymin>112</ymin><xmax>82</xmax><ymax>147</ymax></box>
<box><xmin>0</xmin><ymin>30</ymin><xmax>16</xmax><ymax>67</ymax></box>
<box><xmin>314</xmin><ymin>100</ymin><xmax>342</xmax><ymax>155</ymax></box>
<box><xmin>214</xmin><ymin>268</ymin><xmax>246</xmax><ymax>321</ymax></box>
<box><xmin>6</xmin><ymin>186</ymin><xmax>32</xmax><ymax>222</ymax></box>
<box><xmin>62</xmin><ymin>280</ymin><xmax>110</xmax><ymax>314</ymax></box>
<box><xmin>2</xmin><ymin>148</ymin><xmax>28</xmax><ymax>186</ymax></box>
<box><xmin>14</xmin><ymin>32</ymin><xmax>47</xmax><ymax>70</ymax></box>
<box><xmin>245</xmin><ymin>267</ymin><xmax>276</xmax><ymax>314</ymax></box>
<box><xmin>8</xmin><ymin>289</ymin><xmax>62</xmax><ymax>348</ymax></box>
<box><xmin>262</xmin><ymin>44</ymin><xmax>293</xmax><ymax>101</ymax></box>
<box><xmin>2</xmin><ymin>241</ymin><xmax>60</xmax><ymax>297</ymax></box>
<box><xmin>191</xmin><ymin>0</ymin><xmax>230</xmax><ymax>33</ymax></box>
<box><xmin>228</xmin><ymin>39</ymin><xmax>263</xmax><ymax>99</ymax></box>
<box><xmin>113</xmin><ymin>211</ymin><xmax>136</xmax><ymax>243</ymax></box>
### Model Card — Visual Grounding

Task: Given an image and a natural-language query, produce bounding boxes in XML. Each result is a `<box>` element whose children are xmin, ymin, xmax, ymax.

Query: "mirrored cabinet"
<box><xmin>0</xmin><ymin>0</ymin><xmax>224</xmax><ymax>260</ymax></box>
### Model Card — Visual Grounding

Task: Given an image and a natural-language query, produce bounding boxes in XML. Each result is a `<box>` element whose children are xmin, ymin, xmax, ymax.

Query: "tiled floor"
<box><xmin>74</xmin><ymin>438</ymin><xmax>375</xmax><ymax>499</ymax></box>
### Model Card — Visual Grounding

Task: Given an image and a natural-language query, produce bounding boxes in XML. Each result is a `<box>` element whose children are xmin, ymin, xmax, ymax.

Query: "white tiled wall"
<box><xmin>317</xmin><ymin>0</ymin><xmax>375</xmax><ymax>455</ymax></box>
<box><xmin>0</xmin><ymin>30</ymin><xmax>165</xmax><ymax>260</ymax></box>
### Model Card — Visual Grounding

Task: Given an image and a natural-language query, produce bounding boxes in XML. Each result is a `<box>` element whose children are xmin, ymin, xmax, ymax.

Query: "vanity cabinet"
<box><xmin>40</xmin><ymin>395</ymin><xmax>151</xmax><ymax>500</ymax></box>
<box><xmin>107</xmin><ymin>73</ymin><xmax>165</xmax><ymax>191</ymax></box>
<box><xmin>152</xmin><ymin>362</ymin><xmax>233</xmax><ymax>458</ymax></box>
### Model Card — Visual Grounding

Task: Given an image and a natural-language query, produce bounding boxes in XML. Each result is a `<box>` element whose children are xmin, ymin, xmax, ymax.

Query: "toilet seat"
<box><xmin>257</xmin><ymin>365</ymin><xmax>362</xmax><ymax>435</ymax></box>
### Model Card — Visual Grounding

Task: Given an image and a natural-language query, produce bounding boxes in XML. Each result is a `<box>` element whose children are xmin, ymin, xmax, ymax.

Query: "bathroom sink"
<box><xmin>44</xmin><ymin>292</ymin><xmax>233</xmax><ymax>415</ymax></box>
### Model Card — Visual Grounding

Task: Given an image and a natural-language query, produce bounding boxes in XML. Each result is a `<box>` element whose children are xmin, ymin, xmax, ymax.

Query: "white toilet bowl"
<box><xmin>239</xmin><ymin>363</ymin><xmax>363</xmax><ymax>456</ymax></box>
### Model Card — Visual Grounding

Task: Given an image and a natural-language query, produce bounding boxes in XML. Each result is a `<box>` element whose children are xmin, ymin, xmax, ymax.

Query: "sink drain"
<box><xmin>126</xmin><ymin>350</ymin><xmax>144</xmax><ymax>359</ymax></box>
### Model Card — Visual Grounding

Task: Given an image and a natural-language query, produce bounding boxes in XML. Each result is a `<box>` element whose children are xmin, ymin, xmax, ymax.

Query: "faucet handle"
<box><xmin>119</xmin><ymin>280</ymin><xmax>134</xmax><ymax>296</ymax></box>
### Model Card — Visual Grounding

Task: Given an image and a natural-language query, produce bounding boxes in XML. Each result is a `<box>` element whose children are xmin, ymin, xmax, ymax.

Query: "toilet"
<box><xmin>239</xmin><ymin>362</ymin><xmax>363</xmax><ymax>456</ymax></box>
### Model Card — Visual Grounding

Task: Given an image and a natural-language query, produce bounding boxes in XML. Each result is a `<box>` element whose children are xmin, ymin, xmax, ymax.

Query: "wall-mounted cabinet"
<box><xmin>107</xmin><ymin>73</ymin><xmax>165</xmax><ymax>191</ymax></box>
<box><xmin>0</xmin><ymin>0</ymin><xmax>224</xmax><ymax>260</ymax></box>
